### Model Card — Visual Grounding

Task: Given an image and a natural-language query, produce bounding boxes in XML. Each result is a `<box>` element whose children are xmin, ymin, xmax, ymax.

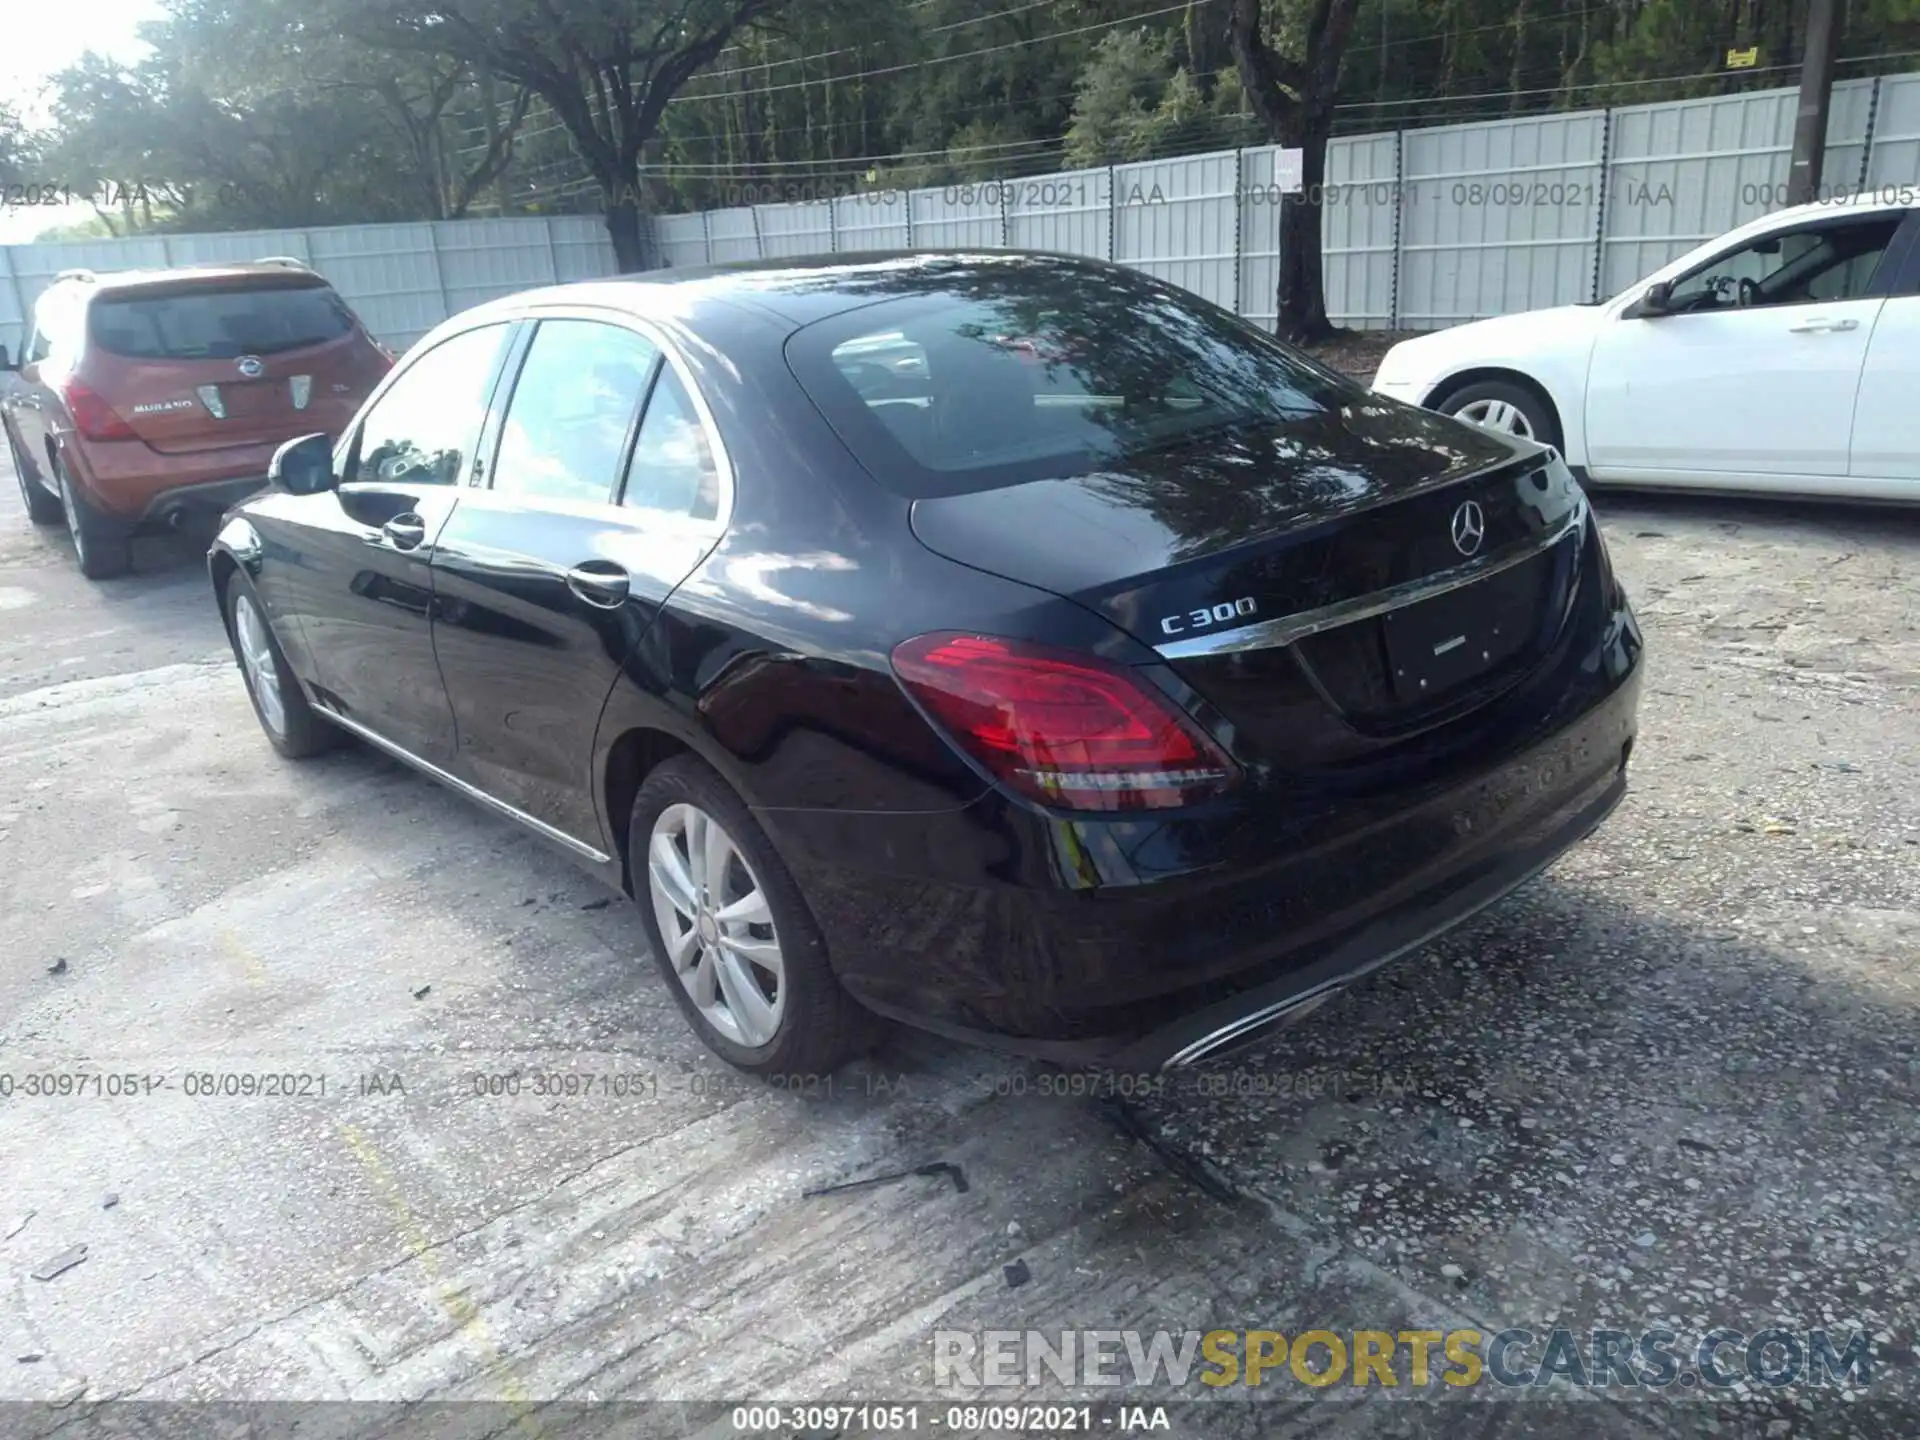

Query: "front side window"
<box><xmin>1665</xmin><ymin>215</ymin><xmax>1903</xmax><ymax>313</ymax></box>
<box><xmin>786</xmin><ymin>259</ymin><xmax>1357</xmax><ymax>498</ymax></box>
<box><xmin>348</xmin><ymin>323</ymin><xmax>509</xmax><ymax>487</ymax></box>
<box><xmin>621</xmin><ymin>367</ymin><xmax>720</xmax><ymax>521</ymax></box>
<box><xmin>492</xmin><ymin>319</ymin><xmax>660</xmax><ymax>505</ymax></box>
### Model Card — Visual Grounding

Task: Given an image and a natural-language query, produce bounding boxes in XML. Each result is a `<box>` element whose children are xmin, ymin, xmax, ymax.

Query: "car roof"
<box><xmin>456</xmin><ymin>249</ymin><xmax>1114</xmax><ymax>333</ymax></box>
<box><xmin>1722</xmin><ymin>189</ymin><xmax>1915</xmax><ymax>240</ymax></box>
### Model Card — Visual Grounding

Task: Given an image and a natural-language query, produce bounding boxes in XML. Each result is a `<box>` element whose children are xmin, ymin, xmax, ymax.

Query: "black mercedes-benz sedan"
<box><xmin>209</xmin><ymin>251</ymin><xmax>1642</xmax><ymax>1077</ymax></box>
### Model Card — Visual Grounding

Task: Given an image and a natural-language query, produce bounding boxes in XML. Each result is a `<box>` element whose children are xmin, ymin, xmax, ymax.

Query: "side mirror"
<box><xmin>271</xmin><ymin>432</ymin><xmax>335</xmax><ymax>495</ymax></box>
<box><xmin>1629</xmin><ymin>281</ymin><xmax>1674</xmax><ymax>318</ymax></box>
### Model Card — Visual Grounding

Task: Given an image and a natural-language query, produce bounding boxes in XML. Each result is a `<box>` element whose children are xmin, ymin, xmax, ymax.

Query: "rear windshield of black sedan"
<box><xmin>784</xmin><ymin>261</ymin><xmax>1360</xmax><ymax>498</ymax></box>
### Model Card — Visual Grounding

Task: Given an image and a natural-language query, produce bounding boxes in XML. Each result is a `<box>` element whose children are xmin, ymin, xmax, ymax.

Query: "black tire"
<box><xmin>1434</xmin><ymin>378</ymin><xmax>1562</xmax><ymax>452</ymax></box>
<box><xmin>7</xmin><ymin>426</ymin><xmax>63</xmax><ymax>525</ymax></box>
<box><xmin>53</xmin><ymin>455</ymin><xmax>132</xmax><ymax>579</ymax></box>
<box><xmin>222</xmin><ymin>568</ymin><xmax>338</xmax><ymax>759</ymax></box>
<box><xmin>628</xmin><ymin>754</ymin><xmax>873</xmax><ymax>1077</ymax></box>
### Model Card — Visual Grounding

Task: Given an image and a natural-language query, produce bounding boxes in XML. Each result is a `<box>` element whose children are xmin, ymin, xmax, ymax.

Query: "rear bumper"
<box><xmin>1104</xmin><ymin>762</ymin><xmax>1624</xmax><ymax>1068</ymax></box>
<box><xmin>59</xmin><ymin>434</ymin><xmax>282</xmax><ymax>520</ymax></box>
<box><xmin>772</xmin><ymin>602</ymin><xmax>1642</xmax><ymax>1068</ymax></box>
<box><xmin>139</xmin><ymin>475</ymin><xmax>268</xmax><ymax>525</ymax></box>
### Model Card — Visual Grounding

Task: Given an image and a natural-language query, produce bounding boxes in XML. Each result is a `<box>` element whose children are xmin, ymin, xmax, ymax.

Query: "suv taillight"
<box><xmin>891</xmin><ymin>633</ymin><xmax>1237</xmax><ymax>812</ymax></box>
<box><xmin>62</xmin><ymin>380</ymin><xmax>136</xmax><ymax>441</ymax></box>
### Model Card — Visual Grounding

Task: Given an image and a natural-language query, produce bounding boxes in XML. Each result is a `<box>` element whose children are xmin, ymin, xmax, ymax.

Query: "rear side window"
<box><xmin>785</xmin><ymin>260</ymin><xmax>1358</xmax><ymax>498</ymax></box>
<box><xmin>27</xmin><ymin>285</ymin><xmax>82</xmax><ymax>365</ymax></box>
<box><xmin>88</xmin><ymin>284</ymin><xmax>356</xmax><ymax>360</ymax></box>
<box><xmin>492</xmin><ymin>319</ymin><xmax>661</xmax><ymax>506</ymax></box>
<box><xmin>622</xmin><ymin>368</ymin><xmax>720</xmax><ymax>521</ymax></box>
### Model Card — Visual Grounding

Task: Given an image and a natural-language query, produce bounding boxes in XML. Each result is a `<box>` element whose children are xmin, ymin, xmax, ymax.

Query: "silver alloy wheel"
<box><xmin>646</xmin><ymin>802</ymin><xmax>785</xmax><ymax>1048</ymax></box>
<box><xmin>1452</xmin><ymin>397</ymin><xmax>1535</xmax><ymax>439</ymax></box>
<box><xmin>233</xmin><ymin>593</ymin><xmax>287</xmax><ymax>736</ymax></box>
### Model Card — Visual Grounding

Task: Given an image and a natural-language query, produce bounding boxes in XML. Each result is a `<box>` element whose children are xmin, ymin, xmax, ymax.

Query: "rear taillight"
<box><xmin>891</xmin><ymin>633</ymin><xmax>1236</xmax><ymax>812</ymax></box>
<box><xmin>61</xmin><ymin>380</ymin><xmax>135</xmax><ymax>441</ymax></box>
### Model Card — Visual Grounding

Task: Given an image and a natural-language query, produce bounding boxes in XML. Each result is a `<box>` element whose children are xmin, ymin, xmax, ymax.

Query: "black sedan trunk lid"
<box><xmin>909</xmin><ymin>398</ymin><xmax>1591</xmax><ymax>770</ymax></box>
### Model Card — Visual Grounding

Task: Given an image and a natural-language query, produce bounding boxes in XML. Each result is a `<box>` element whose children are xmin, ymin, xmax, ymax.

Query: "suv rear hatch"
<box><xmin>83</xmin><ymin>276</ymin><xmax>376</xmax><ymax>454</ymax></box>
<box><xmin>909</xmin><ymin>406</ymin><xmax>1590</xmax><ymax>776</ymax></box>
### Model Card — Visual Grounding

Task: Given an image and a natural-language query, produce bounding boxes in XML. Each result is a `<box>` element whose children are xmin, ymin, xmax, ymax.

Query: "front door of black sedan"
<box><xmin>285</xmin><ymin>321</ymin><xmax>516</xmax><ymax>763</ymax></box>
<box><xmin>428</xmin><ymin>314</ymin><xmax>727</xmax><ymax>852</ymax></box>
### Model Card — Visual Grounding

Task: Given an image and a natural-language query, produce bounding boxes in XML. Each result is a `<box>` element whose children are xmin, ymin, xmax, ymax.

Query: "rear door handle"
<box><xmin>566</xmin><ymin>563</ymin><xmax>630</xmax><ymax>608</ymax></box>
<box><xmin>381</xmin><ymin>513</ymin><xmax>427</xmax><ymax>550</ymax></box>
<box><xmin>1788</xmin><ymin>317</ymin><xmax>1859</xmax><ymax>333</ymax></box>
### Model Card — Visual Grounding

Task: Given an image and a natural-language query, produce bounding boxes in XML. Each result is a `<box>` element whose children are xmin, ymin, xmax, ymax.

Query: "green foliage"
<box><xmin>0</xmin><ymin>103</ymin><xmax>36</xmax><ymax>188</ymax></box>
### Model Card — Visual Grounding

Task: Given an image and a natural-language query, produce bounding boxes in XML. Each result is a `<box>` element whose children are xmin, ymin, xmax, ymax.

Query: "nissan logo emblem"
<box><xmin>1450</xmin><ymin>500</ymin><xmax>1487</xmax><ymax>557</ymax></box>
<box><xmin>236</xmin><ymin>355</ymin><xmax>264</xmax><ymax>379</ymax></box>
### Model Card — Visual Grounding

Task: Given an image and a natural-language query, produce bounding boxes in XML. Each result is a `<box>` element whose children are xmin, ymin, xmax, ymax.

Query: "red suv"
<box><xmin>2</xmin><ymin>260</ymin><xmax>392</xmax><ymax>577</ymax></box>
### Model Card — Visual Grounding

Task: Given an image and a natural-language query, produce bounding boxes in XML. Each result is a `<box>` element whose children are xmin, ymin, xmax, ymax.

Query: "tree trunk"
<box><xmin>605</xmin><ymin>193</ymin><xmax>647</xmax><ymax>272</ymax></box>
<box><xmin>1276</xmin><ymin>127</ymin><xmax>1333</xmax><ymax>342</ymax></box>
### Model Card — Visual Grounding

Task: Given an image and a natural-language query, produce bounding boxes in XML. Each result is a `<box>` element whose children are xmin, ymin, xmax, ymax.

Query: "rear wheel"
<box><xmin>223</xmin><ymin>569</ymin><xmax>337</xmax><ymax>759</ymax></box>
<box><xmin>8</xmin><ymin>427</ymin><xmax>63</xmax><ymax>525</ymax></box>
<box><xmin>629</xmin><ymin>755</ymin><xmax>871</xmax><ymax>1077</ymax></box>
<box><xmin>55</xmin><ymin>456</ymin><xmax>132</xmax><ymax>579</ymax></box>
<box><xmin>1435</xmin><ymin>378</ymin><xmax>1561</xmax><ymax>451</ymax></box>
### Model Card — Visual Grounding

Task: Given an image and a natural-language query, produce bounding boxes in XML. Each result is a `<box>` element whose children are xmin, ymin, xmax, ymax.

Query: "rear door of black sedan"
<box><xmin>428</xmin><ymin>308</ymin><xmax>730</xmax><ymax>855</ymax></box>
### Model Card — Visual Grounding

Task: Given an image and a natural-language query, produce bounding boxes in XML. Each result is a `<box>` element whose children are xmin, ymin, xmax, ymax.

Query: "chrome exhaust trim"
<box><xmin>1162</xmin><ymin>985</ymin><xmax>1343</xmax><ymax>1069</ymax></box>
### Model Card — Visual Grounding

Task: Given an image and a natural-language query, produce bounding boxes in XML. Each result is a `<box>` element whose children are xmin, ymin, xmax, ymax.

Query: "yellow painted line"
<box><xmin>215</xmin><ymin>926</ymin><xmax>268</xmax><ymax>987</ymax></box>
<box><xmin>338</xmin><ymin>1123</ymin><xmax>546</xmax><ymax>1436</ymax></box>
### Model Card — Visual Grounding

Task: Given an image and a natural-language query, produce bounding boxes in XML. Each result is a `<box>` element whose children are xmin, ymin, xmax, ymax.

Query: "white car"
<box><xmin>1372</xmin><ymin>192</ymin><xmax>1920</xmax><ymax>502</ymax></box>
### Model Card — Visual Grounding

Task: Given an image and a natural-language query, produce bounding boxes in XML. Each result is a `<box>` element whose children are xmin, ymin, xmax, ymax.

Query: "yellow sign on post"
<box><xmin>1726</xmin><ymin>45</ymin><xmax>1761</xmax><ymax>68</ymax></box>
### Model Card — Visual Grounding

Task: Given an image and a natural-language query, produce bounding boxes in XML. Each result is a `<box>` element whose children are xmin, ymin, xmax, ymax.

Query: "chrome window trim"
<box><xmin>312</xmin><ymin>702</ymin><xmax>613</xmax><ymax>865</ymax></box>
<box><xmin>1154</xmin><ymin>498</ymin><xmax>1587</xmax><ymax>661</ymax></box>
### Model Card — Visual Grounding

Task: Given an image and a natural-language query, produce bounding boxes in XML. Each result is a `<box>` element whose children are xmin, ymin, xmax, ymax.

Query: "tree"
<box><xmin>335</xmin><ymin>0</ymin><xmax>820</xmax><ymax>270</ymax></box>
<box><xmin>161</xmin><ymin>0</ymin><xmax>535</xmax><ymax>221</ymax></box>
<box><xmin>1227</xmin><ymin>0</ymin><xmax>1362</xmax><ymax>343</ymax></box>
<box><xmin>44</xmin><ymin>50</ymin><xmax>415</xmax><ymax>232</ymax></box>
<box><xmin>1065</xmin><ymin>29</ymin><xmax>1172</xmax><ymax>166</ymax></box>
<box><xmin>0</xmin><ymin>103</ymin><xmax>37</xmax><ymax>189</ymax></box>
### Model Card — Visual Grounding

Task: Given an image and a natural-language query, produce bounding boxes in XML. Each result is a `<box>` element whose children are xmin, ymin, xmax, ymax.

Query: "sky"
<box><xmin>1</xmin><ymin>0</ymin><xmax>164</xmax><ymax>242</ymax></box>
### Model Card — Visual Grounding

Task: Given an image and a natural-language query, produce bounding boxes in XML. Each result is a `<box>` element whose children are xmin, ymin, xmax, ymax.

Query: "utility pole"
<box><xmin>1785</xmin><ymin>0</ymin><xmax>1843</xmax><ymax>205</ymax></box>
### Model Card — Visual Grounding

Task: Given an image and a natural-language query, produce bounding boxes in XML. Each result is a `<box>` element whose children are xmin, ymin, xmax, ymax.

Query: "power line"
<box><xmin>486</xmin><ymin>1</ymin><xmax>1209</xmax><ymax>156</ymax></box>
<box><xmin>472</xmin><ymin>0</ymin><xmax>1612</xmax><ymax>166</ymax></box>
<box><xmin>1335</xmin><ymin>48</ymin><xmax>1918</xmax><ymax>112</ymax></box>
<box><xmin>669</xmin><ymin>0</ymin><xmax>1212</xmax><ymax>103</ymax></box>
<box><xmin>680</xmin><ymin>0</ymin><xmax>1080</xmax><ymax>96</ymax></box>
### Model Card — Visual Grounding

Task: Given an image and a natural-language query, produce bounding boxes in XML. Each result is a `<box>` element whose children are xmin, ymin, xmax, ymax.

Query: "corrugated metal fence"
<box><xmin>655</xmin><ymin>71</ymin><xmax>1920</xmax><ymax>331</ymax></box>
<box><xmin>4</xmin><ymin>71</ymin><xmax>1918</xmax><ymax>360</ymax></box>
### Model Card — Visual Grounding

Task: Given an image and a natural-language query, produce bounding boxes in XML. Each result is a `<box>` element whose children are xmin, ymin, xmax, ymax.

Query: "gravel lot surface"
<box><xmin>1</xmin><ymin>391</ymin><xmax>1916</xmax><ymax>1437</ymax></box>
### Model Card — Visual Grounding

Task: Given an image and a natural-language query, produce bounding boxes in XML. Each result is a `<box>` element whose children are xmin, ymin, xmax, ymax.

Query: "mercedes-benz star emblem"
<box><xmin>1450</xmin><ymin>499</ymin><xmax>1486</xmax><ymax>557</ymax></box>
<box><xmin>236</xmin><ymin>355</ymin><xmax>264</xmax><ymax>379</ymax></box>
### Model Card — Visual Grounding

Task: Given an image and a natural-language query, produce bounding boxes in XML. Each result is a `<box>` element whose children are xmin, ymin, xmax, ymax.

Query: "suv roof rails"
<box><xmin>254</xmin><ymin>255</ymin><xmax>313</xmax><ymax>270</ymax></box>
<box><xmin>52</xmin><ymin>268</ymin><xmax>98</xmax><ymax>284</ymax></box>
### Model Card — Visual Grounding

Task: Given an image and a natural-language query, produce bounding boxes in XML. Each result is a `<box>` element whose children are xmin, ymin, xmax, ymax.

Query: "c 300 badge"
<box><xmin>1159</xmin><ymin>596</ymin><xmax>1258</xmax><ymax>636</ymax></box>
